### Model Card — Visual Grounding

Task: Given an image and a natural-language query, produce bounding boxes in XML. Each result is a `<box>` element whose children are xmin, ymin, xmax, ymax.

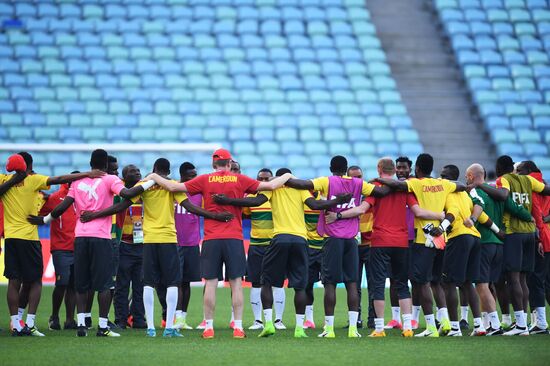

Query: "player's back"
<box><xmin>267</xmin><ymin>186</ymin><xmax>311</xmax><ymax>239</ymax></box>
<box><xmin>140</xmin><ymin>181</ymin><xmax>184</xmax><ymax>243</ymax></box>
<box><xmin>445</xmin><ymin>191</ymin><xmax>480</xmax><ymax>240</ymax></box>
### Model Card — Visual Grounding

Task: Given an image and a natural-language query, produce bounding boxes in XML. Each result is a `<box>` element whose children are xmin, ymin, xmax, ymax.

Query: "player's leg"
<box><xmin>224</xmin><ymin>240</ymin><xmax>247</xmax><ymax>336</ymax></box>
<box><xmin>273</xmin><ymin>287</ymin><xmax>286</xmax><ymax>328</ymax></box>
<box><xmin>158</xmin><ymin>244</ymin><xmax>182</xmax><ymax>337</ymax></box>
<box><xmin>520</xmin><ymin>233</ymin><xmax>537</xmax><ymax>323</ymax></box>
<box><xmin>342</xmin><ymin>239</ymin><xmax>359</xmax><ymax>335</ymax></box>
<box><xmin>74</xmin><ymin>238</ymin><xmax>92</xmax><ymax>337</ymax></box>
<box><xmin>387</xmin><ymin>280</ymin><xmax>402</xmax><ymax>329</ymax></box>
<box><xmin>114</xmin><ymin>245</ymin><xmax>132</xmax><ymax>329</ymax></box>
<box><xmin>304</xmin><ymin>247</ymin><xmax>321</xmax><ymax>329</ymax></box>
<box><xmin>258</xmin><ymin>235</ymin><xmax>288</xmax><ymax>337</ymax></box>
<box><xmin>320</xmin><ymin>238</ymin><xmax>344</xmax><ymax>336</ymax></box>
<box><xmin>85</xmin><ymin>290</ymin><xmax>94</xmax><ymax>328</ymax></box>
<box><xmin>130</xmin><ymin>253</ymin><xmax>146</xmax><ymax>328</ymax></box>
<box><xmin>503</xmin><ymin>234</ymin><xmax>528</xmax><ymax>334</ymax></box>
<box><xmin>106</xmin><ymin>239</ymin><xmax>120</xmax><ymax>329</ymax></box>
<box><xmin>49</xmin><ymin>251</ymin><xmax>65</xmax><ymax>330</ymax></box>
<box><xmin>200</xmin><ymin>239</ymin><xmax>223</xmax><ymax>337</ymax></box>
<box><xmin>287</xmin><ymin>235</ymin><xmax>309</xmax><ymax>338</ymax></box>
<box><xmin>393</xmin><ymin>247</ymin><xmax>413</xmax><ymax>336</ymax></box>
<box><xmin>465</xmin><ymin>238</ymin><xmax>484</xmax><ymax>335</ymax></box>
<box><xmin>246</xmin><ymin>245</ymin><xmax>264</xmax><ymax>329</ymax></box>
<box><xmin>459</xmin><ymin>286</ymin><xmax>470</xmax><ymax>329</ymax></box>
<box><xmin>93</xmin><ymin>239</ymin><xmax>118</xmax><ymax>337</ymax></box>
<box><xmin>431</xmin><ymin>250</ymin><xmax>448</xmax><ymax>329</ymax></box>
<box><xmin>369</xmin><ymin>247</ymin><xmax>389</xmax><ymax>337</ymax></box>
<box><xmin>527</xmin><ymin>247</ymin><xmax>549</xmax><ymax>334</ymax></box>
<box><xmin>477</xmin><ymin>244</ymin><xmax>503</xmax><ymax>335</ymax></box>
<box><xmin>411</xmin><ymin>244</ymin><xmax>438</xmax><ymax>337</ymax></box>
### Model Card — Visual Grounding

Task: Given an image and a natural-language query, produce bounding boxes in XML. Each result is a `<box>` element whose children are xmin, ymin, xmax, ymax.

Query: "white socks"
<box><xmin>166</xmin><ymin>286</ymin><xmax>178</xmax><ymax>329</ymax></box>
<box><xmin>11</xmin><ymin>315</ymin><xmax>22</xmax><ymax>331</ymax></box>
<box><xmin>349</xmin><ymin>311</ymin><xmax>359</xmax><ymax>327</ymax></box>
<box><xmin>460</xmin><ymin>306</ymin><xmax>469</xmax><ymax>321</ymax></box>
<box><xmin>205</xmin><ymin>319</ymin><xmax>213</xmax><ymax>329</ymax></box>
<box><xmin>143</xmin><ymin>286</ymin><xmax>155</xmax><ymax>330</ymax></box>
<box><xmin>482</xmin><ymin>312</ymin><xmax>489</xmax><ymax>328</ymax></box>
<box><xmin>391</xmin><ymin>306</ymin><xmax>401</xmax><ymax>322</ymax></box>
<box><xmin>473</xmin><ymin>317</ymin><xmax>485</xmax><ymax>331</ymax></box>
<box><xmin>296</xmin><ymin>314</ymin><xmax>305</xmax><ymax>328</ymax></box>
<box><xmin>450</xmin><ymin>320</ymin><xmax>459</xmax><ymax>330</ymax></box>
<box><xmin>375</xmin><ymin>318</ymin><xmax>384</xmax><ymax>332</ymax></box>
<box><xmin>175</xmin><ymin>310</ymin><xmax>183</xmax><ymax>319</ymax></box>
<box><xmin>412</xmin><ymin>305</ymin><xmax>421</xmax><ymax>323</ymax></box>
<box><xmin>250</xmin><ymin>287</ymin><xmax>262</xmax><ymax>322</ymax></box>
<box><xmin>18</xmin><ymin>307</ymin><xmax>25</xmax><ymax>321</ymax></box>
<box><xmin>77</xmin><ymin>313</ymin><xmax>86</xmax><ymax>327</ymax></box>
<box><xmin>489</xmin><ymin>311</ymin><xmax>501</xmax><ymax>329</ymax></box>
<box><xmin>425</xmin><ymin>314</ymin><xmax>436</xmax><ymax>328</ymax></box>
<box><xmin>26</xmin><ymin>314</ymin><xmax>36</xmax><ymax>328</ymax></box>
<box><xmin>305</xmin><ymin>305</ymin><xmax>314</xmax><ymax>322</ymax></box>
<box><xmin>263</xmin><ymin>308</ymin><xmax>273</xmax><ymax>323</ymax></box>
<box><xmin>536</xmin><ymin>307</ymin><xmax>548</xmax><ymax>328</ymax></box>
<box><xmin>325</xmin><ymin>315</ymin><xmax>334</xmax><ymax>327</ymax></box>
<box><xmin>273</xmin><ymin>287</ymin><xmax>285</xmax><ymax>321</ymax></box>
<box><xmin>438</xmin><ymin>307</ymin><xmax>449</xmax><ymax>322</ymax></box>
<box><xmin>502</xmin><ymin>313</ymin><xmax>512</xmax><ymax>325</ymax></box>
<box><xmin>234</xmin><ymin>320</ymin><xmax>243</xmax><ymax>330</ymax></box>
<box><xmin>99</xmin><ymin>317</ymin><xmax>108</xmax><ymax>329</ymax></box>
<box><xmin>514</xmin><ymin>311</ymin><xmax>526</xmax><ymax>328</ymax></box>
<box><xmin>402</xmin><ymin>313</ymin><xmax>412</xmax><ymax>330</ymax></box>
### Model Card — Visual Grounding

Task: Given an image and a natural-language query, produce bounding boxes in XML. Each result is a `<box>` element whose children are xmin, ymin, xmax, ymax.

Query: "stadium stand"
<box><xmin>0</xmin><ymin>0</ymin><xmax>420</xmax><ymax>178</ymax></box>
<box><xmin>434</xmin><ymin>0</ymin><xmax>550</xmax><ymax>176</ymax></box>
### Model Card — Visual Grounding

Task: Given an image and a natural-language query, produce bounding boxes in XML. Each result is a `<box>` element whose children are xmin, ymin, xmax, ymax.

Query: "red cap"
<box><xmin>212</xmin><ymin>148</ymin><xmax>232</xmax><ymax>161</ymax></box>
<box><xmin>6</xmin><ymin>154</ymin><xmax>27</xmax><ymax>172</ymax></box>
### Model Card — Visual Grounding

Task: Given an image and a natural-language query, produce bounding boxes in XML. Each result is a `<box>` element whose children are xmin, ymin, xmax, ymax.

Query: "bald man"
<box><xmin>466</xmin><ymin>163</ymin><xmax>532</xmax><ymax>335</ymax></box>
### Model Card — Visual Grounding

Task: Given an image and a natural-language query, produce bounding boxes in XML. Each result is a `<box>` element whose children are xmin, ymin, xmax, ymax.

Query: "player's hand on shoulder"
<box><xmin>463</xmin><ymin>217</ymin><xmax>474</xmax><ymax>228</ymax></box>
<box><xmin>212</xmin><ymin>194</ymin><xmax>228</xmax><ymax>204</ymax></box>
<box><xmin>86</xmin><ymin>170</ymin><xmax>106</xmax><ymax>179</ymax></box>
<box><xmin>334</xmin><ymin>193</ymin><xmax>352</xmax><ymax>204</ymax></box>
<box><xmin>27</xmin><ymin>215</ymin><xmax>45</xmax><ymax>225</ymax></box>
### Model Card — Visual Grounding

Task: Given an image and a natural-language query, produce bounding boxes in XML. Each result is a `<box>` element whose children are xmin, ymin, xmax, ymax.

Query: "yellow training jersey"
<box><xmin>243</xmin><ymin>193</ymin><xmax>273</xmax><ymax>245</ymax></box>
<box><xmin>304</xmin><ymin>194</ymin><xmax>323</xmax><ymax>249</ymax></box>
<box><xmin>445</xmin><ymin>192</ymin><xmax>481</xmax><ymax>240</ymax></box>
<box><xmin>262</xmin><ymin>187</ymin><xmax>312</xmax><ymax>240</ymax></box>
<box><xmin>132</xmin><ymin>180</ymin><xmax>187</xmax><ymax>244</ymax></box>
<box><xmin>406</xmin><ymin>177</ymin><xmax>457</xmax><ymax>244</ymax></box>
<box><xmin>0</xmin><ymin>173</ymin><xmax>50</xmax><ymax>240</ymax></box>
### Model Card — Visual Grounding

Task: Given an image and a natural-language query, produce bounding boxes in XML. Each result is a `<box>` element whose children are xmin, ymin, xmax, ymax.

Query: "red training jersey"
<box><xmin>185</xmin><ymin>171</ymin><xmax>260</xmax><ymax>241</ymax></box>
<box><xmin>530</xmin><ymin>172</ymin><xmax>550</xmax><ymax>252</ymax></box>
<box><xmin>39</xmin><ymin>184</ymin><xmax>76</xmax><ymax>251</ymax></box>
<box><xmin>366</xmin><ymin>182</ymin><xmax>418</xmax><ymax>248</ymax></box>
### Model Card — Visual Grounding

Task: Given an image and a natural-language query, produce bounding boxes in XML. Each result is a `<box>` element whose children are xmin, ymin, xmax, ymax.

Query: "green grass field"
<box><xmin>0</xmin><ymin>286</ymin><xmax>548</xmax><ymax>366</ymax></box>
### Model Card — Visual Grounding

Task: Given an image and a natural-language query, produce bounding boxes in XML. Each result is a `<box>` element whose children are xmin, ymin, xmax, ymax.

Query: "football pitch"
<box><xmin>0</xmin><ymin>286</ymin><xmax>548</xmax><ymax>366</ymax></box>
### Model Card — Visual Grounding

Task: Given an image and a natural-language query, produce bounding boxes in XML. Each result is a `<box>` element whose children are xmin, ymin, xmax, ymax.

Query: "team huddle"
<box><xmin>2</xmin><ymin>147</ymin><xmax>550</xmax><ymax>339</ymax></box>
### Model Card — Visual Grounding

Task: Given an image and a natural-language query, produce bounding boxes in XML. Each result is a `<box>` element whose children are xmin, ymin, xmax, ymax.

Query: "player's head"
<box><xmin>257</xmin><ymin>168</ymin><xmax>273</xmax><ymax>182</ymax></box>
<box><xmin>440</xmin><ymin>164</ymin><xmax>460</xmax><ymax>181</ymax></box>
<box><xmin>465</xmin><ymin>163</ymin><xmax>485</xmax><ymax>185</ymax></box>
<box><xmin>276</xmin><ymin>168</ymin><xmax>291</xmax><ymax>177</ymax></box>
<box><xmin>347</xmin><ymin>165</ymin><xmax>362</xmax><ymax>179</ymax></box>
<box><xmin>90</xmin><ymin>149</ymin><xmax>109</xmax><ymax>171</ymax></box>
<box><xmin>495</xmin><ymin>155</ymin><xmax>514</xmax><ymax>177</ymax></box>
<box><xmin>179</xmin><ymin>162</ymin><xmax>197</xmax><ymax>182</ymax></box>
<box><xmin>230</xmin><ymin>160</ymin><xmax>241</xmax><ymax>174</ymax></box>
<box><xmin>107</xmin><ymin>155</ymin><xmax>119</xmax><ymax>176</ymax></box>
<box><xmin>415</xmin><ymin>153</ymin><xmax>433</xmax><ymax>178</ymax></box>
<box><xmin>212</xmin><ymin>148</ymin><xmax>232</xmax><ymax>171</ymax></box>
<box><xmin>153</xmin><ymin>158</ymin><xmax>170</xmax><ymax>176</ymax></box>
<box><xmin>122</xmin><ymin>165</ymin><xmax>141</xmax><ymax>187</ymax></box>
<box><xmin>396</xmin><ymin>156</ymin><xmax>412</xmax><ymax>180</ymax></box>
<box><xmin>330</xmin><ymin>155</ymin><xmax>348</xmax><ymax>175</ymax></box>
<box><xmin>17</xmin><ymin>151</ymin><xmax>33</xmax><ymax>172</ymax></box>
<box><xmin>517</xmin><ymin>160</ymin><xmax>540</xmax><ymax>175</ymax></box>
<box><xmin>377</xmin><ymin>157</ymin><xmax>396</xmax><ymax>177</ymax></box>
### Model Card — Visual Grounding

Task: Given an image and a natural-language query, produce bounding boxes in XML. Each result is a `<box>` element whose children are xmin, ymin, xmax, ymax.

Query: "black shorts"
<box><xmin>369</xmin><ymin>246</ymin><xmax>410</xmax><ymax>301</ymax></box>
<box><xmin>431</xmin><ymin>249</ymin><xmax>445</xmax><ymax>284</ymax></box>
<box><xmin>261</xmin><ymin>234</ymin><xmax>308</xmax><ymax>290</ymax></box>
<box><xmin>52</xmin><ymin>250</ymin><xmax>74</xmax><ymax>287</ymax></box>
<box><xmin>201</xmin><ymin>239</ymin><xmax>246</xmax><ymax>280</ymax></box>
<box><xmin>143</xmin><ymin>244</ymin><xmax>181</xmax><ymax>287</ymax></box>
<box><xmin>503</xmin><ymin>232</ymin><xmax>536</xmax><ymax>273</ymax></box>
<box><xmin>178</xmin><ymin>245</ymin><xmax>201</xmax><ymax>282</ymax></box>
<box><xmin>74</xmin><ymin>237</ymin><xmax>114</xmax><ymax>293</ymax></box>
<box><xmin>308</xmin><ymin>247</ymin><xmax>323</xmax><ymax>285</ymax></box>
<box><xmin>321</xmin><ymin>237</ymin><xmax>359</xmax><ymax>285</ymax></box>
<box><xmin>442</xmin><ymin>235</ymin><xmax>481</xmax><ymax>284</ymax></box>
<box><xmin>3</xmin><ymin>238</ymin><xmax>43</xmax><ymax>282</ymax></box>
<box><xmin>246</xmin><ymin>245</ymin><xmax>268</xmax><ymax>284</ymax></box>
<box><xmin>477</xmin><ymin>243</ymin><xmax>503</xmax><ymax>283</ymax></box>
<box><xmin>410</xmin><ymin>243</ymin><xmax>438</xmax><ymax>284</ymax></box>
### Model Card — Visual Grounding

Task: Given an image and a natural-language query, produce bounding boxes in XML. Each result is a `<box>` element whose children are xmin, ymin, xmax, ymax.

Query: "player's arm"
<box><xmin>372</xmin><ymin>177</ymin><xmax>408</xmax><ymax>192</ymax></box>
<box><xmin>0</xmin><ymin>171</ymin><xmax>27</xmax><ymax>196</ymax></box>
<box><xmin>46</xmin><ymin>170</ymin><xmax>105</xmax><ymax>185</ymax></box>
<box><xmin>212</xmin><ymin>193</ymin><xmax>269</xmax><ymax>207</ymax></box>
<box><xmin>304</xmin><ymin>193</ymin><xmax>352</xmax><ymax>211</ymax></box>
<box><xmin>284</xmin><ymin>178</ymin><xmax>314</xmax><ymax>190</ymax></box>
<box><xmin>453</xmin><ymin>181</ymin><xmax>467</xmax><ymax>192</ymax></box>
<box><xmin>145</xmin><ymin>173</ymin><xmax>187</xmax><ymax>192</ymax></box>
<box><xmin>370</xmin><ymin>185</ymin><xmax>392</xmax><ymax>197</ymax></box>
<box><xmin>478</xmin><ymin>212</ymin><xmax>506</xmax><ymax>241</ymax></box>
<box><xmin>476</xmin><ymin>183</ymin><xmax>508</xmax><ymax>201</ymax></box>
<box><xmin>410</xmin><ymin>204</ymin><xmax>445</xmax><ymax>221</ymax></box>
<box><xmin>257</xmin><ymin>173</ymin><xmax>293</xmax><ymax>191</ymax></box>
<box><xmin>118</xmin><ymin>181</ymin><xmax>155</xmax><ymax>200</ymax></box>
<box><xmin>180</xmin><ymin>199</ymin><xmax>233</xmax><ymax>222</ymax></box>
<box><xmin>79</xmin><ymin>199</ymin><xmax>134</xmax><ymax>223</ymax></box>
<box><xmin>504</xmin><ymin>195</ymin><xmax>533</xmax><ymax>222</ymax></box>
<box><xmin>325</xmin><ymin>200</ymin><xmax>371</xmax><ymax>224</ymax></box>
<box><xmin>544</xmin><ymin>214</ymin><xmax>550</xmax><ymax>224</ymax></box>
<box><xmin>27</xmin><ymin>196</ymin><xmax>75</xmax><ymax>225</ymax></box>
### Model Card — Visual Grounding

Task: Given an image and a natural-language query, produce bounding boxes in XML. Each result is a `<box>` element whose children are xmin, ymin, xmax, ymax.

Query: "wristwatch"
<box><xmin>336</xmin><ymin>212</ymin><xmax>343</xmax><ymax>220</ymax></box>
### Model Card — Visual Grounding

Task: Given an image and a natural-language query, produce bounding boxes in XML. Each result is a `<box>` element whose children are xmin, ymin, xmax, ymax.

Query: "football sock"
<box><xmin>425</xmin><ymin>314</ymin><xmax>436</xmax><ymax>328</ymax></box>
<box><xmin>295</xmin><ymin>314</ymin><xmax>305</xmax><ymax>329</ymax></box>
<box><xmin>325</xmin><ymin>316</ymin><xmax>334</xmax><ymax>327</ymax></box>
<box><xmin>514</xmin><ymin>311</ymin><xmax>526</xmax><ymax>328</ymax></box>
<box><xmin>536</xmin><ymin>307</ymin><xmax>547</xmax><ymax>328</ymax></box>
<box><xmin>17</xmin><ymin>307</ymin><xmax>25</xmax><ymax>321</ymax></box>
<box><xmin>26</xmin><ymin>314</ymin><xmax>36</xmax><ymax>328</ymax></box>
<box><xmin>166</xmin><ymin>286</ymin><xmax>178</xmax><ymax>329</ymax></box>
<box><xmin>205</xmin><ymin>319</ymin><xmax>213</xmax><ymax>330</ymax></box>
<box><xmin>233</xmin><ymin>320</ymin><xmax>243</xmax><ymax>330</ymax></box>
<box><xmin>11</xmin><ymin>315</ymin><xmax>22</xmax><ymax>331</ymax></box>
<box><xmin>77</xmin><ymin>313</ymin><xmax>86</xmax><ymax>327</ymax></box>
<box><xmin>375</xmin><ymin>318</ymin><xmax>384</xmax><ymax>332</ymax></box>
<box><xmin>250</xmin><ymin>287</ymin><xmax>262</xmax><ymax>322</ymax></box>
<box><xmin>402</xmin><ymin>313</ymin><xmax>412</xmax><ymax>331</ymax></box>
<box><xmin>460</xmin><ymin>306</ymin><xmax>469</xmax><ymax>321</ymax></box>
<box><xmin>263</xmin><ymin>309</ymin><xmax>273</xmax><ymax>323</ymax></box>
<box><xmin>349</xmin><ymin>311</ymin><xmax>359</xmax><ymax>327</ymax></box>
<box><xmin>305</xmin><ymin>305</ymin><xmax>314</xmax><ymax>322</ymax></box>
<box><xmin>98</xmin><ymin>317</ymin><xmax>108</xmax><ymax>329</ymax></box>
<box><xmin>391</xmin><ymin>307</ymin><xmax>401</xmax><ymax>322</ymax></box>
<box><xmin>273</xmin><ymin>287</ymin><xmax>285</xmax><ymax>320</ymax></box>
<box><xmin>143</xmin><ymin>286</ymin><xmax>155</xmax><ymax>330</ymax></box>
<box><xmin>473</xmin><ymin>317</ymin><xmax>485</xmax><ymax>330</ymax></box>
<box><xmin>489</xmin><ymin>311</ymin><xmax>501</xmax><ymax>329</ymax></box>
<box><xmin>412</xmin><ymin>305</ymin><xmax>421</xmax><ymax>323</ymax></box>
<box><xmin>450</xmin><ymin>320</ymin><xmax>459</xmax><ymax>330</ymax></box>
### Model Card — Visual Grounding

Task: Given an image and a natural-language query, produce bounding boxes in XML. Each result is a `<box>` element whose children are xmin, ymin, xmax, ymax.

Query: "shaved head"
<box><xmin>466</xmin><ymin>163</ymin><xmax>485</xmax><ymax>185</ymax></box>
